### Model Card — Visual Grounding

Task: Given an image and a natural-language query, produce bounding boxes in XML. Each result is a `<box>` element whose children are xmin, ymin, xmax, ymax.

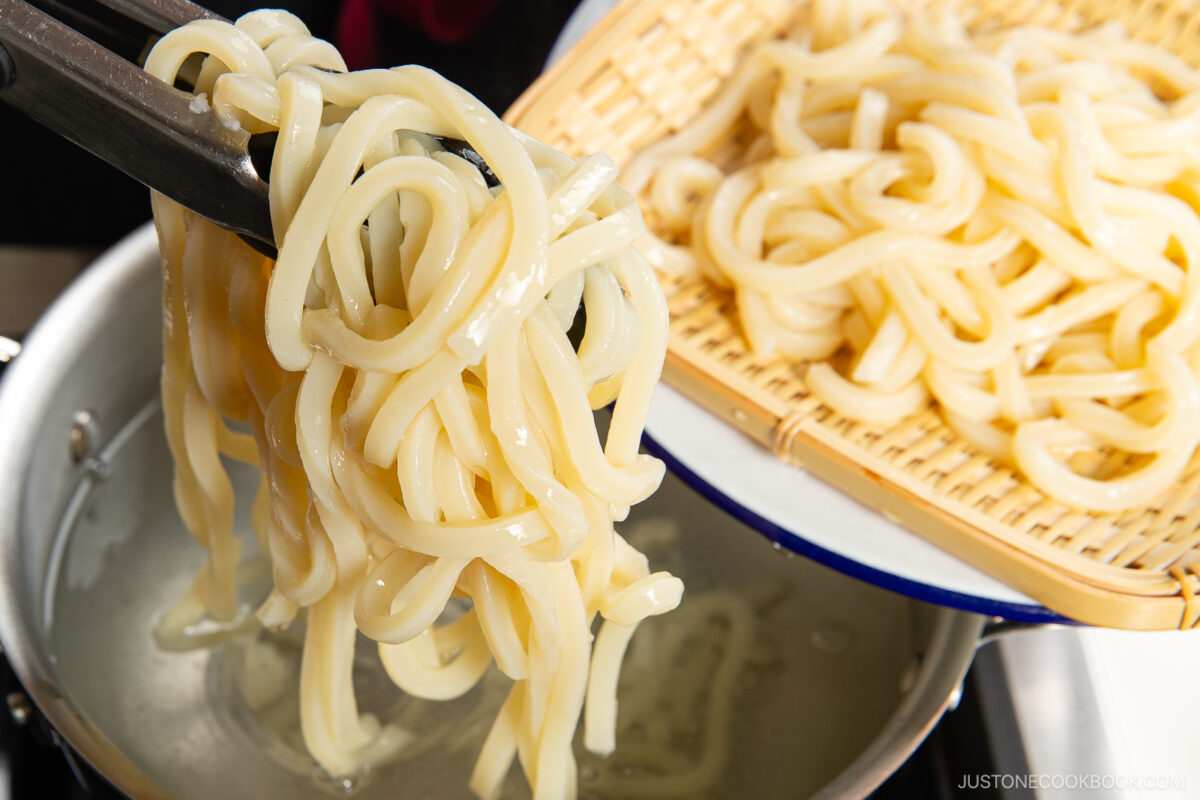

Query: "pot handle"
<box><xmin>932</xmin><ymin>618</ymin><xmax>1065</xmax><ymax>714</ymax></box>
<box><xmin>978</xmin><ymin>616</ymin><xmax>1064</xmax><ymax>648</ymax></box>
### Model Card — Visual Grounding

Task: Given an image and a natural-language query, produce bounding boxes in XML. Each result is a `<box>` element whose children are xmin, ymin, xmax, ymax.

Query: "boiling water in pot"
<box><xmin>43</xmin><ymin>399</ymin><xmax>920</xmax><ymax>799</ymax></box>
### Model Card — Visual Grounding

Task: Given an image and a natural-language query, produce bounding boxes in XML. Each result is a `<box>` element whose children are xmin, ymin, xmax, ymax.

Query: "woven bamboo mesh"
<box><xmin>506</xmin><ymin>0</ymin><xmax>1200</xmax><ymax>629</ymax></box>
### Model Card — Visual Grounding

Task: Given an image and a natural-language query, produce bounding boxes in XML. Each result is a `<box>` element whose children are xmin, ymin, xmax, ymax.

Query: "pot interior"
<box><xmin>5</xmin><ymin>226</ymin><xmax>982</xmax><ymax>799</ymax></box>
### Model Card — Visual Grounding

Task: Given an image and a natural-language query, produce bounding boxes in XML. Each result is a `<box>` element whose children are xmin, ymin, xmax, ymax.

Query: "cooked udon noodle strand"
<box><xmin>146</xmin><ymin>10</ymin><xmax>681</xmax><ymax>798</ymax></box>
<box><xmin>628</xmin><ymin>0</ymin><xmax>1200</xmax><ymax>513</ymax></box>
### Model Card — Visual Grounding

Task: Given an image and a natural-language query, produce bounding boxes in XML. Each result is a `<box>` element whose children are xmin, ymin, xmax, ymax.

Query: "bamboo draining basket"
<box><xmin>506</xmin><ymin>0</ymin><xmax>1200</xmax><ymax>630</ymax></box>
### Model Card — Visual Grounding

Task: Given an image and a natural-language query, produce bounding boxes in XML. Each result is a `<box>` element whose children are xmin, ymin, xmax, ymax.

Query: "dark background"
<box><xmin>0</xmin><ymin>0</ymin><xmax>582</xmax><ymax>247</ymax></box>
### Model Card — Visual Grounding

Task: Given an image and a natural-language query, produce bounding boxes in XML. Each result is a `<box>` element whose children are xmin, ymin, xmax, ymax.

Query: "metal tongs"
<box><xmin>0</xmin><ymin>0</ymin><xmax>498</xmax><ymax>259</ymax></box>
<box><xmin>0</xmin><ymin>0</ymin><xmax>278</xmax><ymax>254</ymax></box>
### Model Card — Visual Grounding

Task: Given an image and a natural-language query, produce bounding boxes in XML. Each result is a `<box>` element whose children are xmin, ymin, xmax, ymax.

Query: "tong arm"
<box><xmin>0</xmin><ymin>0</ymin><xmax>275</xmax><ymax>253</ymax></box>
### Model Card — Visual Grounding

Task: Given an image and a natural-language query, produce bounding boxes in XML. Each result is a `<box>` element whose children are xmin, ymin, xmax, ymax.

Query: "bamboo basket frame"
<box><xmin>506</xmin><ymin>0</ymin><xmax>1200</xmax><ymax>630</ymax></box>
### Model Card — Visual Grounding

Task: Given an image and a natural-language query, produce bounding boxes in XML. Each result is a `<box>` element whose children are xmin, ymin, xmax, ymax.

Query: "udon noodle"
<box><xmin>626</xmin><ymin>0</ymin><xmax>1200</xmax><ymax>513</ymax></box>
<box><xmin>144</xmin><ymin>11</ymin><xmax>682</xmax><ymax>799</ymax></box>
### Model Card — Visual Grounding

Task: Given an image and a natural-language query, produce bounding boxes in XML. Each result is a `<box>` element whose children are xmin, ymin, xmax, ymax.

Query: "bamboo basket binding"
<box><xmin>505</xmin><ymin>0</ymin><xmax>1200</xmax><ymax>630</ymax></box>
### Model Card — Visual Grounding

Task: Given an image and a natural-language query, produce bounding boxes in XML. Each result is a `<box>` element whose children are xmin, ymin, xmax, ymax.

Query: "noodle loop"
<box><xmin>148</xmin><ymin>11</ymin><xmax>680</xmax><ymax>799</ymax></box>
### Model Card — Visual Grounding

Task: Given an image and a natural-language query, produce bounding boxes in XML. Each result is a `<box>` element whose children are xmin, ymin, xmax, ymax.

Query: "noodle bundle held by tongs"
<box><xmin>8</xmin><ymin>3</ymin><xmax>685</xmax><ymax>799</ymax></box>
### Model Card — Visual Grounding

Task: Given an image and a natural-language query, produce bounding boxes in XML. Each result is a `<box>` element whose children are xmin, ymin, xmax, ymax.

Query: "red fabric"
<box><xmin>336</xmin><ymin>0</ymin><xmax>503</xmax><ymax>70</ymax></box>
<box><xmin>335</xmin><ymin>0</ymin><xmax>379</xmax><ymax>70</ymax></box>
